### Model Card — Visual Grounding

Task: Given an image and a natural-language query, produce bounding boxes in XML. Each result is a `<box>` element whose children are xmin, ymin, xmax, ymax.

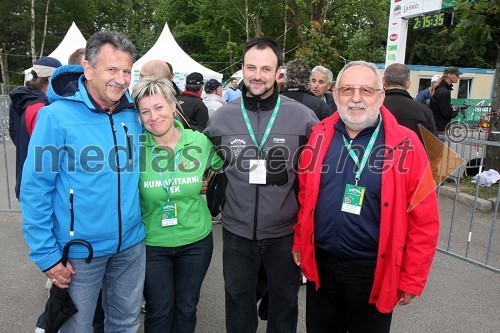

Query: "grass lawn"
<box><xmin>454</xmin><ymin>177</ymin><xmax>499</xmax><ymax>199</ymax></box>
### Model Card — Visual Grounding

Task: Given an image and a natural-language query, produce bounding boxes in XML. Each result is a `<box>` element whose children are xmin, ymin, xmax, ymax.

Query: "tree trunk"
<box><xmin>252</xmin><ymin>14</ymin><xmax>262</xmax><ymax>37</ymax></box>
<box><xmin>288</xmin><ymin>0</ymin><xmax>302</xmax><ymax>42</ymax></box>
<box><xmin>484</xmin><ymin>44</ymin><xmax>500</xmax><ymax>171</ymax></box>
<box><xmin>311</xmin><ymin>0</ymin><xmax>328</xmax><ymax>23</ymax></box>
<box><xmin>0</xmin><ymin>45</ymin><xmax>11</xmax><ymax>92</ymax></box>
<box><xmin>39</xmin><ymin>0</ymin><xmax>50</xmax><ymax>57</ymax></box>
<box><xmin>228</xmin><ymin>29</ymin><xmax>234</xmax><ymax>74</ymax></box>
<box><xmin>245</xmin><ymin>0</ymin><xmax>250</xmax><ymax>41</ymax></box>
<box><xmin>283</xmin><ymin>0</ymin><xmax>288</xmax><ymax>62</ymax></box>
<box><xmin>406</xmin><ymin>28</ymin><xmax>416</xmax><ymax>64</ymax></box>
<box><xmin>31</xmin><ymin>0</ymin><xmax>36</xmax><ymax>63</ymax></box>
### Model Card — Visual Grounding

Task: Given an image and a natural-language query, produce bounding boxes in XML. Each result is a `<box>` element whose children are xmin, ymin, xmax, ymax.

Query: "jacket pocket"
<box><xmin>266</xmin><ymin>146</ymin><xmax>289</xmax><ymax>186</ymax></box>
<box><xmin>121</xmin><ymin>122</ymin><xmax>133</xmax><ymax>165</ymax></box>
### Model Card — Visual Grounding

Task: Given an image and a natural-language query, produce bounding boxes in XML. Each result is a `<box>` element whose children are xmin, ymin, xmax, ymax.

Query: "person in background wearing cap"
<box><xmin>223</xmin><ymin>77</ymin><xmax>242</xmax><ymax>102</ymax></box>
<box><xmin>177</xmin><ymin>72</ymin><xmax>209</xmax><ymax>131</ymax></box>
<box><xmin>383</xmin><ymin>63</ymin><xmax>437</xmax><ymax>144</ymax></box>
<box><xmin>8</xmin><ymin>56</ymin><xmax>62</xmax><ymax>200</ymax></box>
<box><xmin>415</xmin><ymin>74</ymin><xmax>441</xmax><ymax>105</ymax></box>
<box><xmin>429</xmin><ymin>66</ymin><xmax>463</xmax><ymax>134</ymax></box>
<box><xmin>203</xmin><ymin>79</ymin><xmax>226</xmax><ymax>118</ymax></box>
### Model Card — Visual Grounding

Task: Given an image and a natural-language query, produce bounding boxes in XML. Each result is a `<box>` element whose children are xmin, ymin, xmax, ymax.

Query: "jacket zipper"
<box><xmin>252</xmin><ymin>102</ymin><xmax>261</xmax><ymax>240</ymax></box>
<box><xmin>108</xmin><ymin>114</ymin><xmax>123</xmax><ymax>253</ymax></box>
<box><xmin>121</xmin><ymin>122</ymin><xmax>133</xmax><ymax>164</ymax></box>
<box><xmin>69</xmin><ymin>189</ymin><xmax>74</xmax><ymax>236</ymax></box>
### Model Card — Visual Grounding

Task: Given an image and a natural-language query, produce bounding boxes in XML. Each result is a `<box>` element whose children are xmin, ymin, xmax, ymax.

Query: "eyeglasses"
<box><xmin>337</xmin><ymin>86</ymin><xmax>382</xmax><ymax>97</ymax></box>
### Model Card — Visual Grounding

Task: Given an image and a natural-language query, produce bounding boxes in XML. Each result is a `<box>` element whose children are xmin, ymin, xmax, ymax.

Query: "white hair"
<box><xmin>335</xmin><ymin>61</ymin><xmax>383</xmax><ymax>89</ymax></box>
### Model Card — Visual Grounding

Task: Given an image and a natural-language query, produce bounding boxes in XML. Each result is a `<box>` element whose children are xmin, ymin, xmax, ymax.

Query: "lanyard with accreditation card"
<box><xmin>340</xmin><ymin>116</ymin><xmax>381</xmax><ymax>215</ymax></box>
<box><xmin>240</xmin><ymin>96</ymin><xmax>281</xmax><ymax>185</ymax></box>
<box><xmin>153</xmin><ymin>147</ymin><xmax>180</xmax><ymax>227</ymax></box>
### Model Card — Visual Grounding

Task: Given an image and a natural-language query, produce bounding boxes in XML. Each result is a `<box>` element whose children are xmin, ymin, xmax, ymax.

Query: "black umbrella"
<box><xmin>44</xmin><ymin>239</ymin><xmax>93</xmax><ymax>333</ymax></box>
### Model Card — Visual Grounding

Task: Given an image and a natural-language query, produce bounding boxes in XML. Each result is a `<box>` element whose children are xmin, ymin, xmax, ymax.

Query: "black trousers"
<box><xmin>306</xmin><ymin>249</ymin><xmax>392</xmax><ymax>333</ymax></box>
<box><xmin>223</xmin><ymin>229</ymin><xmax>300</xmax><ymax>333</ymax></box>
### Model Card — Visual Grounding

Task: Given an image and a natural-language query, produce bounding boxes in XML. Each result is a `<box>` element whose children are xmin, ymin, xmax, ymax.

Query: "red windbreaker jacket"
<box><xmin>293</xmin><ymin>106</ymin><xmax>440</xmax><ymax>313</ymax></box>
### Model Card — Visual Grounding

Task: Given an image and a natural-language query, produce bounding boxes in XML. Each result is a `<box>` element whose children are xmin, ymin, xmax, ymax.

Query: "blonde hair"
<box><xmin>430</xmin><ymin>77</ymin><xmax>443</xmax><ymax>96</ymax></box>
<box><xmin>131</xmin><ymin>77</ymin><xmax>177</xmax><ymax>108</ymax></box>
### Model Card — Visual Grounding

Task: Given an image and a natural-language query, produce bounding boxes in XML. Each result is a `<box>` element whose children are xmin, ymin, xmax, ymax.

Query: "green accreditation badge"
<box><xmin>341</xmin><ymin>184</ymin><xmax>365</xmax><ymax>215</ymax></box>
<box><xmin>161</xmin><ymin>201</ymin><xmax>178</xmax><ymax>227</ymax></box>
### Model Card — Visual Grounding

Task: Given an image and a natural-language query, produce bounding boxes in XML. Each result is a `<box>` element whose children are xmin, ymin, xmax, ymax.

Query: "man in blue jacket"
<box><xmin>21</xmin><ymin>31</ymin><xmax>146</xmax><ymax>332</ymax></box>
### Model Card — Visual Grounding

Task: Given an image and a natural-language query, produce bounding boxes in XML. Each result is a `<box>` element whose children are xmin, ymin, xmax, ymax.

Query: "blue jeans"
<box><xmin>144</xmin><ymin>232</ymin><xmax>213</xmax><ymax>333</ymax></box>
<box><xmin>306</xmin><ymin>249</ymin><xmax>393</xmax><ymax>333</ymax></box>
<box><xmin>223</xmin><ymin>229</ymin><xmax>300</xmax><ymax>333</ymax></box>
<box><xmin>60</xmin><ymin>241</ymin><xmax>145</xmax><ymax>333</ymax></box>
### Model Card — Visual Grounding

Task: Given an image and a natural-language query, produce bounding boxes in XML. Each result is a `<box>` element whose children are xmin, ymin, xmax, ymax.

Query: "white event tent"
<box><xmin>24</xmin><ymin>22</ymin><xmax>87</xmax><ymax>82</ymax></box>
<box><xmin>131</xmin><ymin>22</ymin><xmax>223</xmax><ymax>92</ymax></box>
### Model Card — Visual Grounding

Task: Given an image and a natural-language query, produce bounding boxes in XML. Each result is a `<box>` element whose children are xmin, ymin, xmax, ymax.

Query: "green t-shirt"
<box><xmin>139</xmin><ymin>120</ymin><xmax>223</xmax><ymax>247</ymax></box>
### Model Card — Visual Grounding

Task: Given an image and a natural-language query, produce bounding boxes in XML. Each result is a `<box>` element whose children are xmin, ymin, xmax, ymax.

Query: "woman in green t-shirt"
<box><xmin>132</xmin><ymin>77</ymin><xmax>223</xmax><ymax>332</ymax></box>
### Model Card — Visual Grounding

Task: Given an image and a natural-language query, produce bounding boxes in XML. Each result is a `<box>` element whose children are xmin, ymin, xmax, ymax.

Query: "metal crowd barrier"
<box><xmin>0</xmin><ymin>95</ymin><xmax>18</xmax><ymax>212</ymax></box>
<box><xmin>437</xmin><ymin>126</ymin><xmax>499</xmax><ymax>273</ymax></box>
<box><xmin>1</xmin><ymin>94</ymin><xmax>499</xmax><ymax>272</ymax></box>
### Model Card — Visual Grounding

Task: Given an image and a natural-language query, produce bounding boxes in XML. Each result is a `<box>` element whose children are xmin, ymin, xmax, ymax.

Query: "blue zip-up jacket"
<box><xmin>21</xmin><ymin>65</ymin><xmax>146</xmax><ymax>271</ymax></box>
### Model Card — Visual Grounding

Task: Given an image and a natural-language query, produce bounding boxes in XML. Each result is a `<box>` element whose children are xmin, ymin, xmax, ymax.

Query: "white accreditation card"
<box><xmin>249</xmin><ymin>159</ymin><xmax>267</xmax><ymax>184</ymax></box>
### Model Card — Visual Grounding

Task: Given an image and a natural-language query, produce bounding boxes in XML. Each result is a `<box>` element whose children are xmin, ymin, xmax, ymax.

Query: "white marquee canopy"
<box><xmin>131</xmin><ymin>22</ymin><xmax>223</xmax><ymax>91</ymax></box>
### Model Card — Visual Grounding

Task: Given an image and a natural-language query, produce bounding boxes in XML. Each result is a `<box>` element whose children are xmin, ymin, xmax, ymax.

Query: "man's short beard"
<box><xmin>245</xmin><ymin>81</ymin><xmax>273</xmax><ymax>98</ymax></box>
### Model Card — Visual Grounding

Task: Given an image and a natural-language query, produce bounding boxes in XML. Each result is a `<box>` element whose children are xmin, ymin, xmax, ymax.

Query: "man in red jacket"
<box><xmin>292</xmin><ymin>61</ymin><xmax>439</xmax><ymax>333</ymax></box>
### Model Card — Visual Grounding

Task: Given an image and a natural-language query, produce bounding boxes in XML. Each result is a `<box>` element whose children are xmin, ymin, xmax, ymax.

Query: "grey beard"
<box><xmin>339</xmin><ymin>107</ymin><xmax>380</xmax><ymax>133</ymax></box>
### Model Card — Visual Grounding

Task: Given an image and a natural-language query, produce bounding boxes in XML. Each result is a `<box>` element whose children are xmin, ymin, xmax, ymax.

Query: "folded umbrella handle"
<box><xmin>61</xmin><ymin>239</ymin><xmax>93</xmax><ymax>266</ymax></box>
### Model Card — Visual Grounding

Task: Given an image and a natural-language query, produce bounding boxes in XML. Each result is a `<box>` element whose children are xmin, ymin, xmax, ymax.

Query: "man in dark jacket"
<box><xmin>205</xmin><ymin>37</ymin><xmax>318</xmax><ymax>333</ymax></box>
<box><xmin>166</xmin><ymin>61</ymin><xmax>181</xmax><ymax>96</ymax></box>
<box><xmin>177</xmin><ymin>72</ymin><xmax>209</xmax><ymax>131</ymax></box>
<box><xmin>309</xmin><ymin>65</ymin><xmax>338</xmax><ymax>113</ymax></box>
<box><xmin>382</xmin><ymin>63</ymin><xmax>437</xmax><ymax>144</ymax></box>
<box><xmin>429</xmin><ymin>66</ymin><xmax>462</xmax><ymax>133</ymax></box>
<box><xmin>281</xmin><ymin>59</ymin><xmax>332</xmax><ymax>120</ymax></box>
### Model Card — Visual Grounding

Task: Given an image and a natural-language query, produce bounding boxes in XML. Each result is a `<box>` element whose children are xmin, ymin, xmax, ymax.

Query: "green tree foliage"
<box><xmin>293</xmin><ymin>0</ymin><xmax>389</xmax><ymax>75</ymax></box>
<box><xmin>92</xmin><ymin>0</ymin><xmax>162</xmax><ymax>57</ymax></box>
<box><xmin>0</xmin><ymin>0</ymin><xmax>95</xmax><ymax>85</ymax></box>
<box><xmin>453</xmin><ymin>0</ymin><xmax>500</xmax><ymax>169</ymax></box>
<box><xmin>406</xmin><ymin>1</ymin><xmax>497</xmax><ymax>68</ymax></box>
<box><xmin>0</xmin><ymin>0</ymin><xmax>497</xmax><ymax>90</ymax></box>
<box><xmin>154</xmin><ymin>0</ymin><xmax>295</xmax><ymax>78</ymax></box>
<box><xmin>0</xmin><ymin>0</ymin><xmax>32</xmax><ymax>84</ymax></box>
<box><xmin>294</xmin><ymin>21</ymin><xmax>344</xmax><ymax>74</ymax></box>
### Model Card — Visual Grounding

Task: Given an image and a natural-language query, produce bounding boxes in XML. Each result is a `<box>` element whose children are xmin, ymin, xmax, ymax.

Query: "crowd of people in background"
<box><xmin>8</xmin><ymin>29</ymin><xmax>457</xmax><ymax>333</ymax></box>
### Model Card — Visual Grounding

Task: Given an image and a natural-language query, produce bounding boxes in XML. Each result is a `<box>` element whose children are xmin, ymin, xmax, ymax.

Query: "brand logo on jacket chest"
<box><xmin>230</xmin><ymin>138</ymin><xmax>247</xmax><ymax>157</ymax></box>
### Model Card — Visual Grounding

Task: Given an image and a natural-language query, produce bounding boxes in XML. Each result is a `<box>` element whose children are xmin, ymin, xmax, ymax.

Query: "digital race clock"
<box><xmin>412</xmin><ymin>12</ymin><xmax>453</xmax><ymax>30</ymax></box>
